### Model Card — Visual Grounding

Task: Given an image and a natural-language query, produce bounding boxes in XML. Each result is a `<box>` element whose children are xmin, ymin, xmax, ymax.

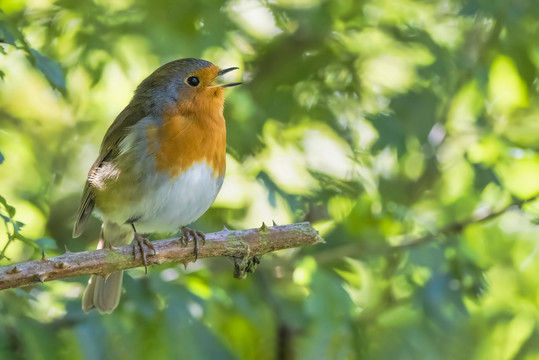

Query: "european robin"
<box><xmin>73</xmin><ymin>58</ymin><xmax>241</xmax><ymax>314</ymax></box>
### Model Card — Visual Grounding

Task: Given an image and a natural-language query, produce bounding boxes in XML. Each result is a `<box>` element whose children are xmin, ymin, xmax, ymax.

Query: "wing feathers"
<box><xmin>72</xmin><ymin>101</ymin><xmax>146</xmax><ymax>237</ymax></box>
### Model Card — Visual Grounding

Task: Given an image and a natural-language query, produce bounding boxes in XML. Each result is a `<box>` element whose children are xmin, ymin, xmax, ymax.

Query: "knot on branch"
<box><xmin>233</xmin><ymin>255</ymin><xmax>261</xmax><ymax>279</ymax></box>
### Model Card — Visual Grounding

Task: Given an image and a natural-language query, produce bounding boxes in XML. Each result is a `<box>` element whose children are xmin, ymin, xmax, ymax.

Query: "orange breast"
<box><xmin>146</xmin><ymin>99</ymin><xmax>227</xmax><ymax>178</ymax></box>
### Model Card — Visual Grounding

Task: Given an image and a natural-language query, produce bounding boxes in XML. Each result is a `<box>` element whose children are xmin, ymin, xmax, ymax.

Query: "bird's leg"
<box><xmin>179</xmin><ymin>226</ymin><xmax>206</xmax><ymax>261</ymax></box>
<box><xmin>131</xmin><ymin>224</ymin><xmax>156</xmax><ymax>274</ymax></box>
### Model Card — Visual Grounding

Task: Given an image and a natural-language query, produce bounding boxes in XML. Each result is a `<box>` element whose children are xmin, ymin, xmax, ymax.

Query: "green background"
<box><xmin>1</xmin><ymin>0</ymin><xmax>539</xmax><ymax>358</ymax></box>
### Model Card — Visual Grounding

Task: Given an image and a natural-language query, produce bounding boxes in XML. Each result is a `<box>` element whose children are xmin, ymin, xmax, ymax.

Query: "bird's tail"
<box><xmin>82</xmin><ymin>222</ymin><xmax>132</xmax><ymax>314</ymax></box>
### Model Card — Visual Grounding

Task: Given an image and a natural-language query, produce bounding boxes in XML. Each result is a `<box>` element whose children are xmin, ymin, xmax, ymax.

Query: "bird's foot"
<box><xmin>132</xmin><ymin>232</ymin><xmax>156</xmax><ymax>274</ymax></box>
<box><xmin>179</xmin><ymin>226</ymin><xmax>205</xmax><ymax>261</ymax></box>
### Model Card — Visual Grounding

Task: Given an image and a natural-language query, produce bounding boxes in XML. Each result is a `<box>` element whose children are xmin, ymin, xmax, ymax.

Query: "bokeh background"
<box><xmin>1</xmin><ymin>0</ymin><xmax>539</xmax><ymax>359</ymax></box>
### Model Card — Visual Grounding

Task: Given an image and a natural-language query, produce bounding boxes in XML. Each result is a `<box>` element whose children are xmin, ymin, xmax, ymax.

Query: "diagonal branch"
<box><xmin>394</xmin><ymin>194</ymin><xmax>539</xmax><ymax>248</ymax></box>
<box><xmin>0</xmin><ymin>222</ymin><xmax>323</xmax><ymax>290</ymax></box>
<box><xmin>315</xmin><ymin>194</ymin><xmax>539</xmax><ymax>264</ymax></box>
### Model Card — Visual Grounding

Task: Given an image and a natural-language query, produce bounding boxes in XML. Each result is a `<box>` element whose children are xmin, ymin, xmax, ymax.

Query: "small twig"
<box><xmin>0</xmin><ymin>222</ymin><xmax>323</xmax><ymax>290</ymax></box>
<box><xmin>0</xmin><ymin>236</ymin><xmax>13</xmax><ymax>261</ymax></box>
<box><xmin>0</xmin><ymin>216</ymin><xmax>14</xmax><ymax>261</ymax></box>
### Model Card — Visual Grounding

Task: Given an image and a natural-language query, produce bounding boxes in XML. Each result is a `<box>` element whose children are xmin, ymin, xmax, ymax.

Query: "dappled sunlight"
<box><xmin>489</xmin><ymin>56</ymin><xmax>529</xmax><ymax>116</ymax></box>
<box><xmin>1</xmin><ymin>0</ymin><xmax>539</xmax><ymax>358</ymax></box>
<box><xmin>229</xmin><ymin>0</ymin><xmax>283</xmax><ymax>39</ymax></box>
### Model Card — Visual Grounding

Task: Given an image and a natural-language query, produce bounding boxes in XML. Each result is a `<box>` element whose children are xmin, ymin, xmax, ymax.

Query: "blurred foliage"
<box><xmin>1</xmin><ymin>0</ymin><xmax>539</xmax><ymax>358</ymax></box>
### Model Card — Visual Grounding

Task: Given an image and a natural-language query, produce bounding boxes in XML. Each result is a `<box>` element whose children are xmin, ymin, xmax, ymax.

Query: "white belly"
<box><xmin>128</xmin><ymin>162</ymin><xmax>223</xmax><ymax>234</ymax></box>
<box><xmin>94</xmin><ymin>117</ymin><xmax>225</xmax><ymax>234</ymax></box>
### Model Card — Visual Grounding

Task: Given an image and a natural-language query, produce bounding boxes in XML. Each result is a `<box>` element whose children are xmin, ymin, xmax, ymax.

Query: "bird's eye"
<box><xmin>187</xmin><ymin>76</ymin><xmax>200</xmax><ymax>87</ymax></box>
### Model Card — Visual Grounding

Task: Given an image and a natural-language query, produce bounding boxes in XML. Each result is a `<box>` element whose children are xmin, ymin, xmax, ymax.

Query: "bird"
<box><xmin>72</xmin><ymin>58</ymin><xmax>241</xmax><ymax>314</ymax></box>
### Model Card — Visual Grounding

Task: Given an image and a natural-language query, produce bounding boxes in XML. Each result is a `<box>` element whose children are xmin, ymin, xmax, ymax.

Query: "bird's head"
<box><xmin>135</xmin><ymin>58</ymin><xmax>241</xmax><ymax>117</ymax></box>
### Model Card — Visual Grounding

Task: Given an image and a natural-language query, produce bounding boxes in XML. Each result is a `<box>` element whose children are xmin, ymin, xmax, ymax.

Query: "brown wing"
<box><xmin>72</xmin><ymin>102</ymin><xmax>145</xmax><ymax>237</ymax></box>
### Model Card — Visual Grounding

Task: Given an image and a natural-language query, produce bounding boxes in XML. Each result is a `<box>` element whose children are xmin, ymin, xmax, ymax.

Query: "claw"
<box><xmin>179</xmin><ymin>227</ymin><xmax>206</xmax><ymax>261</ymax></box>
<box><xmin>132</xmin><ymin>232</ymin><xmax>156</xmax><ymax>275</ymax></box>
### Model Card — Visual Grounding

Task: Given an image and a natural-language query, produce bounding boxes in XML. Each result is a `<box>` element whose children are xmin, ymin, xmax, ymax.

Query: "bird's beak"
<box><xmin>215</xmin><ymin>67</ymin><xmax>242</xmax><ymax>88</ymax></box>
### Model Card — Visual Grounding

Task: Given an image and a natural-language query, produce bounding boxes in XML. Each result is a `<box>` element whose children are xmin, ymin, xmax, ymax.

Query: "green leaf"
<box><xmin>0</xmin><ymin>21</ymin><xmax>17</xmax><ymax>46</ymax></box>
<box><xmin>0</xmin><ymin>195</ymin><xmax>15</xmax><ymax>218</ymax></box>
<box><xmin>36</xmin><ymin>237</ymin><xmax>57</xmax><ymax>250</ymax></box>
<box><xmin>299</xmin><ymin>269</ymin><xmax>354</xmax><ymax>359</ymax></box>
<box><xmin>29</xmin><ymin>49</ymin><xmax>66</xmax><ymax>90</ymax></box>
<box><xmin>369</xmin><ymin>113</ymin><xmax>406</xmax><ymax>155</ymax></box>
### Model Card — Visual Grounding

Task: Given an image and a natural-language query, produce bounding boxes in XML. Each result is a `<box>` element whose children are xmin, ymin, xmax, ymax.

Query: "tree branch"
<box><xmin>394</xmin><ymin>194</ymin><xmax>539</xmax><ymax>248</ymax></box>
<box><xmin>314</xmin><ymin>194</ymin><xmax>539</xmax><ymax>264</ymax></box>
<box><xmin>0</xmin><ymin>222</ymin><xmax>323</xmax><ymax>290</ymax></box>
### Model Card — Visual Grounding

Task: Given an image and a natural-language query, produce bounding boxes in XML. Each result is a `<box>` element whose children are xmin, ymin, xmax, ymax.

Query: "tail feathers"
<box><xmin>82</xmin><ymin>271</ymin><xmax>124</xmax><ymax>314</ymax></box>
<box><xmin>82</xmin><ymin>222</ymin><xmax>133</xmax><ymax>314</ymax></box>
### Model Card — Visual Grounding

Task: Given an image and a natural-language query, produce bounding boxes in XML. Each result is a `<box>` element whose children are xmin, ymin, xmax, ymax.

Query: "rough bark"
<box><xmin>0</xmin><ymin>222</ymin><xmax>323</xmax><ymax>290</ymax></box>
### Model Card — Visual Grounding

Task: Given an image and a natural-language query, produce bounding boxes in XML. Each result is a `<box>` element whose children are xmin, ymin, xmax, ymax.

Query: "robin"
<box><xmin>72</xmin><ymin>58</ymin><xmax>241</xmax><ymax>314</ymax></box>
